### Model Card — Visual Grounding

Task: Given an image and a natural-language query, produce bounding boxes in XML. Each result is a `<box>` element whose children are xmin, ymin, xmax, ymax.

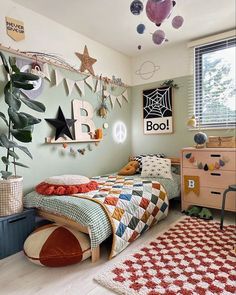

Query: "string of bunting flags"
<box><xmin>53</xmin><ymin>67</ymin><xmax>128</xmax><ymax>108</ymax></box>
<box><xmin>0</xmin><ymin>43</ymin><xmax>129</xmax><ymax>109</ymax></box>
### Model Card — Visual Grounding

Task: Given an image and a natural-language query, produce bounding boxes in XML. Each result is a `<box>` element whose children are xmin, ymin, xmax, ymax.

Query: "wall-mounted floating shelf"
<box><xmin>45</xmin><ymin>137</ymin><xmax>101</xmax><ymax>144</ymax></box>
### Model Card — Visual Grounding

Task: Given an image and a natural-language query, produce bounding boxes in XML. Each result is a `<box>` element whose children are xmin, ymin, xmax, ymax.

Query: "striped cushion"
<box><xmin>130</xmin><ymin>153</ymin><xmax>165</xmax><ymax>173</ymax></box>
<box><xmin>24</xmin><ymin>224</ymin><xmax>91</xmax><ymax>267</ymax></box>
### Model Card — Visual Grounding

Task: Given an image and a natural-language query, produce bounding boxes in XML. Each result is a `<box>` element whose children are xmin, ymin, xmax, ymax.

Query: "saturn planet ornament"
<box><xmin>130</xmin><ymin>0</ymin><xmax>144</xmax><ymax>15</ymax></box>
<box><xmin>135</xmin><ymin>60</ymin><xmax>160</xmax><ymax>80</ymax></box>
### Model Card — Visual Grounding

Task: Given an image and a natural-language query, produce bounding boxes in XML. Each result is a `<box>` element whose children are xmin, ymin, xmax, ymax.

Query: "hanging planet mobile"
<box><xmin>135</xmin><ymin>61</ymin><xmax>160</xmax><ymax>80</ymax></box>
<box><xmin>130</xmin><ymin>0</ymin><xmax>184</xmax><ymax>47</ymax></box>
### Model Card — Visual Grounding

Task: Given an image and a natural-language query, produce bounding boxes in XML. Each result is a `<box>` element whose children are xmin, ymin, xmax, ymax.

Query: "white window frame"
<box><xmin>194</xmin><ymin>37</ymin><xmax>236</xmax><ymax>129</ymax></box>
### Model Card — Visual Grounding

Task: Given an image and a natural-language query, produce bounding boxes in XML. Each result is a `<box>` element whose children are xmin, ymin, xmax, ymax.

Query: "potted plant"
<box><xmin>0</xmin><ymin>52</ymin><xmax>46</xmax><ymax>216</ymax></box>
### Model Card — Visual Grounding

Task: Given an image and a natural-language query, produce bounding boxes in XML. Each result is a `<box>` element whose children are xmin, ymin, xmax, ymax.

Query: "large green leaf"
<box><xmin>11</xmin><ymin>65</ymin><xmax>20</xmax><ymax>74</ymax></box>
<box><xmin>8</xmin><ymin>150</ymin><xmax>19</xmax><ymax>160</ymax></box>
<box><xmin>8</xmin><ymin>108</ymin><xmax>28</xmax><ymax>129</ymax></box>
<box><xmin>13</xmin><ymin>81</ymin><xmax>34</xmax><ymax>90</ymax></box>
<box><xmin>12</xmin><ymin>161</ymin><xmax>29</xmax><ymax>168</ymax></box>
<box><xmin>17</xmin><ymin>145</ymin><xmax>33</xmax><ymax>159</ymax></box>
<box><xmin>0</xmin><ymin>135</ymin><xmax>32</xmax><ymax>158</ymax></box>
<box><xmin>11</xmin><ymin>129</ymin><xmax>32</xmax><ymax>143</ymax></box>
<box><xmin>0</xmin><ymin>52</ymin><xmax>10</xmax><ymax>74</ymax></box>
<box><xmin>0</xmin><ymin>171</ymin><xmax>12</xmax><ymax>180</ymax></box>
<box><xmin>0</xmin><ymin>112</ymin><xmax>8</xmax><ymax>126</ymax></box>
<box><xmin>4</xmin><ymin>82</ymin><xmax>21</xmax><ymax>111</ymax></box>
<box><xmin>8</xmin><ymin>57</ymin><xmax>20</xmax><ymax>73</ymax></box>
<box><xmin>11</xmin><ymin>72</ymin><xmax>39</xmax><ymax>82</ymax></box>
<box><xmin>0</xmin><ymin>134</ymin><xmax>18</xmax><ymax>149</ymax></box>
<box><xmin>20</xmin><ymin>112</ymin><xmax>41</xmax><ymax>125</ymax></box>
<box><xmin>1</xmin><ymin>156</ymin><xmax>10</xmax><ymax>165</ymax></box>
<box><xmin>9</xmin><ymin>56</ymin><xmax>15</xmax><ymax>66</ymax></box>
<box><xmin>20</xmin><ymin>96</ymin><xmax>46</xmax><ymax>113</ymax></box>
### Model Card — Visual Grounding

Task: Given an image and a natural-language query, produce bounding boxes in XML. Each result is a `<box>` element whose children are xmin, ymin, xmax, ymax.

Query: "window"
<box><xmin>194</xmin><ymin>38</ymin><xmax>236</xmax><ymax>128</ymax></box>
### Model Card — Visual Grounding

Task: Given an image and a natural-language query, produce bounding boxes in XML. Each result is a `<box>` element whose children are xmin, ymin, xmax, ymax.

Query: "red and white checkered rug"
<box><xmin>95</xmin><ymin>217</ymin><xmax>236</xmax><ymax>295</ymax></box>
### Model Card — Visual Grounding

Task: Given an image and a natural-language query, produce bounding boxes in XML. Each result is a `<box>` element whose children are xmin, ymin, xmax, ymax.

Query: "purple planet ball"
<box><xmin>172</xmin><ymin>15</ymin><xmax>184</xmax><ymax>29</ymax></box>
<box><xmin>152</xmin><ymin>30</ymin><xmax>166</xmax><ymax>45</ymax></box>
<box><xmin>146</xmin><ymin>0</ymin><xmax>173</xmax><ymax>25</ymax></box>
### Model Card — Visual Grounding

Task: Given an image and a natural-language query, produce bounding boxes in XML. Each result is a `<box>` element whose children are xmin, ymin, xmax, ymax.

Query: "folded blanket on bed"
<box><xmin>78</xmin><ymin>175</ymin><xmax>169</xmax><ymax>258</ymax></box>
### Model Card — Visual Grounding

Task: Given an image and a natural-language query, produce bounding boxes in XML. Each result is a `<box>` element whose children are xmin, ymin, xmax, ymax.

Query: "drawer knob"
<box><xmin>210</xmin><ymin>154</ymin><xmax>221</xmax><ymax>158</ymax></box>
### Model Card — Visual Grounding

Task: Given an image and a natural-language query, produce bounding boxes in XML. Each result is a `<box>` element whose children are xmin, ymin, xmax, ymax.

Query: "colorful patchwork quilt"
<box><xmin>79</xmin><ymin>175</ymin><xmax>169</xmax><ymax>258</ymax></box>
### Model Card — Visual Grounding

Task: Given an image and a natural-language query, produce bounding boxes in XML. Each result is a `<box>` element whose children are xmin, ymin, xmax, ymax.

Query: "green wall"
<box><xmin>1</xmin><ymin>56</ymin><xmax>235</xmax><ymax>194</ymax></box>
<box><xmin>131</xmin><ymin>76</ymin><xmax>235</xmax><ymax>157</ymax></box>
<box><xmin>0</xmin><ymin>54</ymin><xmax>131</xmax><ymax>193</ymax></box>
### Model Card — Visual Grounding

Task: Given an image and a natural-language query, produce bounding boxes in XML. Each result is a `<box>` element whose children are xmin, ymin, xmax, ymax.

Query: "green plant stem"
<box><xmin>6</xmin><ymin>81</ymin><xmax>13</xmax><ymax>173</ymax></box>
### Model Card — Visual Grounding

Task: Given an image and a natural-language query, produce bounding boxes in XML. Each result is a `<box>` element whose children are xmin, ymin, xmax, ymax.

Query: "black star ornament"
<box><xmin>45</xmin><ymin>106</ymin><xmax>76</xmax><ymax>140</ymax></box>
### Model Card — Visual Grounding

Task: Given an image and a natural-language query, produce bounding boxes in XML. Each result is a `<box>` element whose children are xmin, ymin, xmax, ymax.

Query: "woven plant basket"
<box><xmin>0</xmin><ymin>176</ymin><xmax>23</xmax><ymax>217</ymax></box>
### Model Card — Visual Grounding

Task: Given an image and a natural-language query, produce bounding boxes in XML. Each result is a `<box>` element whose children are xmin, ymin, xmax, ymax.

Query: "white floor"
<box><xmin>0</xmin><ymin>202</ymin><xmax>235</xmax><ymax>295</ymax></box>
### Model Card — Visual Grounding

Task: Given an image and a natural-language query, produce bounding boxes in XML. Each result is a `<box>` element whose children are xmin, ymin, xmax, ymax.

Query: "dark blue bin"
<box><xmin>0</xmin><ymin>209</ymin><xmax>35</xmax><ymax>259</ymax></box>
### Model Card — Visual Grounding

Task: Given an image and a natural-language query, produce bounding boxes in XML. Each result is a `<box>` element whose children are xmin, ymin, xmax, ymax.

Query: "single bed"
<box><xmin>24</xmin><ymin>168</ymin><xmax>180</xmax><ymax>262</ymax></box>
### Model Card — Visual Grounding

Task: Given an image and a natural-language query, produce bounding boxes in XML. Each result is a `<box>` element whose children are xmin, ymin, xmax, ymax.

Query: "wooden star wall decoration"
<box><xmin>75</xmin><ymin>45</ymin><xmax>97</xmax><ymax>76</ymax></box>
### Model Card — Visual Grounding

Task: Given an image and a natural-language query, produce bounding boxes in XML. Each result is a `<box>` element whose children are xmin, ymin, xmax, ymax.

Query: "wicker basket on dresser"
<box><xmin>181</xmin><ymin>147</ymin><xmax>236</xmax><ymax>212</ymax></box>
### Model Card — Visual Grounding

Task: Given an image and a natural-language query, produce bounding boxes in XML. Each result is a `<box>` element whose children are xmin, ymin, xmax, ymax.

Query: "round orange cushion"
<box><xmin>24</xmin><ymin>224</ymin><xmax>91</xmax><ymax>267</ymax></box>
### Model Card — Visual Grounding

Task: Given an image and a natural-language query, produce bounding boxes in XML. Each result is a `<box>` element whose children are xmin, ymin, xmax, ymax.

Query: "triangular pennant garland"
<box><xmin>122</xmin><ymin>94</ymin><xmax>128</xmax><ymax>102</ymax></box>
<box><xmin>122</xmin><ymin>89</ymin><xmax>129</xmax><ymax>102</ymax></box>
<box><xmin>85</xmin><ymin>75</ymin><xmax>94</xmax><ymax>91</ymax></box>
<box><xmin>65</xmin><ymin>79</ymin><xmax>75</xmax><ymax>96</ymax></box>
<box><xmin>75</xmin><ymin>80</ymin><xmax>85</xmax><ymax>97</ymax></box>
<box><xmin>110</xmin><ymin>95</ymin><xmax>117</xmax><ymax>109</ymax></box>
<box><xmin>117</xmin><ymin>96</ymin><xmax>123</xmax><ymax>108</ymax></box>
<box><xmin>43</xmin><ymin>63</ymin><xmax>51</xmax><ymax>81</ymax></box>
<box><xmin>54</xmin><ymin>69</ymin><xmax>64</xmax><ymax>86</ymax></box>
<box><xmin>93</xmin><ymin>78</ymin><xmax>99</xmax><ymax>93</ymax></box>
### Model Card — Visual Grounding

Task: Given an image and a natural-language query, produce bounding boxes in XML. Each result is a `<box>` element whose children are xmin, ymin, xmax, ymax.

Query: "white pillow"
<box><xmin>44</xmin><ymin>175</ymin><xmax>90</xmax><ymax>185</ymax></box>
<box><xmin>141</xmin><ymin>157</ymin><xmax>173</xmax><ymax>179</ymax></box>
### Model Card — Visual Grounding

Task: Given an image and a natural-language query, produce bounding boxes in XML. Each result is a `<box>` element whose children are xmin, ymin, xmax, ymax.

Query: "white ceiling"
<box><xmin>13</xmin><ymin>0</ymin><xmax>236</xmax><ymax>57</ymax></box>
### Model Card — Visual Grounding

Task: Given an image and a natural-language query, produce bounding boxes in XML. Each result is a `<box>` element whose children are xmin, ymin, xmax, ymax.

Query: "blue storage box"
<box><xmin>0</xmin><ymin>209</ymin><xmax>35</xmax><ymax>259</ymax></box>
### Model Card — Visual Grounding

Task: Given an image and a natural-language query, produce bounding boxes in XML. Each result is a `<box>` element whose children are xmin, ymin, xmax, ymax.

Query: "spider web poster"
<box><xmin>143</xmin><ymin>86</ymin><xmax>173</xmax><ymax>134</ymax></box>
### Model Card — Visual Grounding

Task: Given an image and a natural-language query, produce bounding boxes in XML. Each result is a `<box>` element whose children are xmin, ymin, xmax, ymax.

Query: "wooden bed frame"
<box><xmin>37</xmin><ymin>210</ymin><xmax>100</xmax><ymax>263</ymax></box>
<box><xmin>36</xmin><ymin>157</ymin><xmax>180</xmax><ymax>263</ymax></box>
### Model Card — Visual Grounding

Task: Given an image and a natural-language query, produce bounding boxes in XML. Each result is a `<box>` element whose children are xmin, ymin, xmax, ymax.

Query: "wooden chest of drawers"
<box><xmin>181</xmin><ymin>147</ymin><xmax>236</xmax><ymax>212</ymax></box>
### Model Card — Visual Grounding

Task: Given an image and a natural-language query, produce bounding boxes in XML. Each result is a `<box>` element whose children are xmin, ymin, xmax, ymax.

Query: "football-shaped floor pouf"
<box><xmin>24</xmin><ymin>224</ymin><xmax>91</xmax><ymax>267</ymax></box>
